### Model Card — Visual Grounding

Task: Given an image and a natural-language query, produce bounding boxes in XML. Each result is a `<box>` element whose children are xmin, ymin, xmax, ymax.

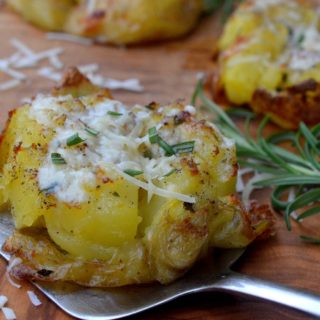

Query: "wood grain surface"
<box><xmin>0</xmin><ymin>4</ymin><xmax>319</xmax><ymax>320</ymax></box>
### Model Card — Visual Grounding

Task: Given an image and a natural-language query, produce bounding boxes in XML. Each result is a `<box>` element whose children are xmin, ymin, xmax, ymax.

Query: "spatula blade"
<box><xmin>0</xmin><ymin>212</ymin><xmax>245</xmax><ymax>320</ymax></box>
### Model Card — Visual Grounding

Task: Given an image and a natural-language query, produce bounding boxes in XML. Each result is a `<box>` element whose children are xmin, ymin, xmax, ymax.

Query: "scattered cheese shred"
<box><xmin>27</xmin><ymin>291</ymin><xmax>42</xmax><ymax>307</ymax></box>
<box><xmin>78</xmin><ymin>63</ymin><xmax>99</xmax><ymax>74</ymax></box>
<box><xmin>0</xmin><ymin>79</ymin><xmax>21</xmax><ymax>91</ymax></box>
<box><xmin>87</xmin><ymin>74</ymin><xmax>144</xmax><ymax>92</ymax></box>
<box><xmin>6</xmin><ymin>258</ymin><xmax>22</xmax><ymax>289</ymax></box>
<box><xmin>114</xmin><ymin>167</ymin><xmax>196</xmax><ymax>204</ymax></box>
<box><xmin>1</xmin><ymin>307</ymin><xmax>16</xmax><ymax>320</ymax></box>
<box><xmin>37</xmin><ymin>67</ymin><xmax>63</xmax><ymax>82</ymax></box>
<box><xmin>14</xmin><ymin>47</ymin><xmax>64</xmax><ymax>69</ymax></box>
<box><xmin>47</xmin><ymin>32</ymin><xmax>94</xmax><ymax>46</ymax></box>
<box><xmin>0</xmin><ymin>296</ymin><xmax>8</xmax><ymax>309</ymax></box>
<box><xmin>0</xmin><ymin>66</ymin><xmax>26</xmax><ymax>80</ymax></box>
<box><xmin>0</xmin><ymin>37</ymin><xmax>144</xmax><ymax>94</ymax></box>
<box><xmin>242</xmin><ymin>172</ymin><xmax>272</xmax><ymax>208</ymax></box>
<box><xmin>49</xmin><ymin>54</ymin><xmax>64</xmax><ymax>69</ymax></box>
<box><xmin>236</xmin><ymin>168</ymin><xmax>254</xmax><ymax>193</ymax></box>
<box><xmin>86</xmin><ymin>0</ymin><xmax>97</xmax><ymax>14</ymax></box>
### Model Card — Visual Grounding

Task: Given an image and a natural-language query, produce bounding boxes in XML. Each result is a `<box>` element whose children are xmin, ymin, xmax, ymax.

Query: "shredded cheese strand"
<box><xmin>114</xmin><ymin>166</ymin><xmax>196</xmax><ymax>204</ymax></box>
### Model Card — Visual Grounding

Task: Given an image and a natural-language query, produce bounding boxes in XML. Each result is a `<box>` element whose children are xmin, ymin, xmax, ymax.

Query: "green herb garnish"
<box><xmin>85</xmin><ymin>126</ymin><xmax>99</xmax><ymax>136</ymax></box>
<box><xmin>66</xmin><ymin>133</ymin><xmax>85</xmax><ymax>146</ymax></box>
<box><xmin>107</xmin><ymin>111</ymin><xmax>123</xmax><ymax>116</ymax></box>
<box><xmin>40</xmin><ymin>183</ymin><xmax>58</xmax><ymax>195</ymax></box>
<box><xmin>123</xmin><ymin>169</ymin><xmax>143</xmax><ymax>176</ymax></box>
<box><xmin>79</xmin><ymin>120</ymin><xmax>100</xmax><ymax>136</ymax></box>
<box><xmin>51</xmin><ymin>153</ymin><xmax>66</xmax><ymax>165</ymax></box>
<box><xmin>148</xmin><ymin>126</ymin><xmax>175</xmax><ymax>156</ymax></box>
<box><xmin>192</xmin><ymin>80</ymin><xmax>320</xmax><ymax>243</ymax></box>
<box><xmin>163</xmin><ymin>169</ymin><xmax>178</xmax><ymax>177</ymax></box>
<box><xmin>158</xmin><ymin>137</ymin><xmax>175</xmax><ymax>156</ymax></box>
<box><xmin>172</xmin><ymin>141</ymin><xmax>195</xmax><ymax>154</ymax></box>
<box><xmin>203</xmin><ymin>0</ymin><xmax>241</xmax><ymax>21</ymax></box>
<box><xmin>148</xmin><ymin>127</ymin><xmax>159</xmax><ymax>144</ymax></box>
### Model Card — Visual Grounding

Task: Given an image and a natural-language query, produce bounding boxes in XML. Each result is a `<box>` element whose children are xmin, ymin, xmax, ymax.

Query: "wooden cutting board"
<box><xmin>0</xmin><ymin>4</ymin><xmax>319</xmax><ymax>320</ymax></box>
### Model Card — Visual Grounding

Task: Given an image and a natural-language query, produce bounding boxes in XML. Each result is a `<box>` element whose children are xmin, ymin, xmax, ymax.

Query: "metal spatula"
<box><xmin>1</xmin><ymin>211</ymin><xmax>320</xmax><ymax>320</ymax></box>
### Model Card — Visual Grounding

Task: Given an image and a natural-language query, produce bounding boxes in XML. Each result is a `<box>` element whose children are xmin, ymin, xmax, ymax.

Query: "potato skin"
<box><xmin>7</xmin><ymin>0</ymin><xmax>203</xmax><ymax>44</ymax></box>
<box><xmin>0</xmin><ymin>69</ymin><xmax>274</xmax><ymax>287</ymax></box>
<box><xmin>211</xmin><ymin>0</ymin><xmax>320</xmax><ymax>129</ymax></box>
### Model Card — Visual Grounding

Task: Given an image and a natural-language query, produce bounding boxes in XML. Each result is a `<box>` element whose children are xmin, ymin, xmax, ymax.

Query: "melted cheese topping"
<box><xmin>29</xmin><ymin>95</ymin><xmax>197</xmax><ymax>204</ymax></box>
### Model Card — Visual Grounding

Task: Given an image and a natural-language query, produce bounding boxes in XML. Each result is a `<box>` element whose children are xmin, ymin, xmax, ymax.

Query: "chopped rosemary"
<box><xmin>148</xmin><ymin>127</ymin><xmax>158</xmax><ymax>144</ymax></box>
<box><xmin>51</xmin><ymin>153</ymin><xmax>66</xmax><ymax>165</ymax></box>
<box><xmin>123</xmin><ymin>169</ymin><xmax>143</xmax><ymax>176</ymax></box>
<box><xmin>203</xmin><ymin>0</ymin><xmax>240</xmax><ymax>19</ymax></box>
<box><xmin>66</xmin><ymin>133</ymin><xmax>85</xmax><ymax>146</ymax></box>
<box><xmin>163</xmin><ymin>168</ymin><xmax>178</xmax><ymax>177</ymax></box>
<box><xmin>192</xmin><ymin>79</ymin><xmax>320</xmax><ymax>243</ymax></box>
<box><xmin>107</xmin><ymin>111</ymin><xmax>123</xmax><ymax>116</ymax></box>
<box><xmin>40</xmin><ymin>183</ymin><xmax>57</xmax><ymax>195</ymax></box>
<box><xmin>158</xmin><ymin>137</ymin><xmax>175</xmax><ymax>156</ymax></box>
<box><xmin>85</xmin><ymin>126</ymin><xmax>99</xmax><ymax>137</ymax></box>
<box><xmin>172</xmin><ymin>141</ymin><xmax>195</xmax><ymax>154</ymax></box>
<box><xmin>79</xmin><ymin>119</ymin><xmax>100</xmax><ymax>136</ymax></box>
<box><xmin>148</xmin><ymin>127</ymin><xmax>193</xmax><ymax>156</ymax></box>
<box><xmin>148</xmin><ymin>127</ymin><xmax>175</xmax><ymax>156</ymax></box>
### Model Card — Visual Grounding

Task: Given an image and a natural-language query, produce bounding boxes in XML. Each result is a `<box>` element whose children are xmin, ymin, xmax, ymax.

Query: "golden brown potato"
<box><xmin>0</xmin><ymin>69</ymin><xmax>274</xmax><ymax>287</ymax></box>
<box><xmin>7</xmin><ymin>0</ymin><xmax>203</xmax><ymax>44</ymax></box>
<box><xmin>210</xmin><ymin>0</ymin><xmax>320</xmax><ymax>129</ymax></box>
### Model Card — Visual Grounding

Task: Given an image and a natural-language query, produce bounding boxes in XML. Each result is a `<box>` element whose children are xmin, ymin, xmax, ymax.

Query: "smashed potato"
<box><xmin>0</xmin><ymin>69</ymin><xmax>274</xmax><ymax>287</ymax></box>
<box><xmin>210</xmin><ymin>0</ymin><xmax>320</xmax><ymax>129</ymax></box>
<box><xmin>7</xmin><ymin>0</ymin><xmax>203</xmax><ymax>44</ymax></box>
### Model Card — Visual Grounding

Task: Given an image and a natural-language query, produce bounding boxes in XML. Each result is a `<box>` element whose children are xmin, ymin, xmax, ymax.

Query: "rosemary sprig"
<box><xmin>202</xmin><ymin>0</ymin><xmax>242</xmax><ymax>21</ymax></box>
<box><xmin>193</xmin><ymin>80</ymin><xmax>320</xmax><ymax>243</ymax></box>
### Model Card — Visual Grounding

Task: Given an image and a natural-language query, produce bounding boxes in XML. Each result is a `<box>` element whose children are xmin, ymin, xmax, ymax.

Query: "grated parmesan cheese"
<box><xmin>86</xmin><ymin>0</ymin><xmax>97</xmax><ymax>15</ymax></box>
<box><xmin>30</xmin><ymin>95</ymin><xmax>196</xmax><ymax>204</ymax></box>
<box><xmin>13</xmin><ymin>47</ymin><xmax>64</xmax><ymax>69</ymax></box>
<box><xmin>27</xmin><ymin>291</ymin><xmax>42</xmax><ymax>307</ymax></box>
<box><xmin>78</xmin><ymin>63</ymin><xmax>99</xmax><ymax>74</ymax></box>
<box><xmin>289</xmin><ymin>50</ymin><xmax>320</xmax><ymax>71</ymax></box>
<box><xmin>37</xmin><ymin>67</ymin><xmax>63</xmax><ymax>82</ymax></box>
<box><xmin>10</xmin><ymin>38</ymin><xmax>34</xmax><ymax>57</ymax></box>
<box><xmin>0</xmin><ymin>296</ymin><xmax>8</xmax><ymax>309</ymax></box>
<box><xmin>0</xmin><ymin>79</ymin><xmax>21</xmax><ymax>91</ymax></box>
<box><xmin>1</xmin><ymin>307</ymin><xmax>16</xmax><ymax>320</ymax></box>
<box><xmin>0</xmin><ymin>37</ymin><xmax>144</xmax><ymax>95</ymax></box>
<box><xmin>242</xmin><ymin>172</ymin><xmax>272</xmax><ymax>208</ymax></box>
<box><xmin>47</xmin><ymin>32</ymin><xmax>94</xmax><ymax>46</ymax></box>
<box><xmin>87</xmin><ymin>74</ymin><xmax>144</xmax><ymax>92</ymax></box>
<box><xmin>49</xmin><ymin>54</ymin><xmax>64</xmax><ymax>69</ymax></box>
<box><xmin>6</xmin><ymin>258</ymin><xmax>22</xmax><ymax>289</ymax></box>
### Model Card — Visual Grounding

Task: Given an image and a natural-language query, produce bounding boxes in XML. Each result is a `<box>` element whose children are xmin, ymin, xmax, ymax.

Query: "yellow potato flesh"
<box><xmin>8</xmin><ymin>0</ymin><xmax>76</xmax><ymax>30</ymax></box>
<box><xmin>7</xmin><ymin>0</ymin><xmax>203</xmax><ymax>44</ymax></box>
<box><xmin>45</xmin><ymin>177</ymin><xmax>140</xmax><ymax>260</ymax></box>
<box><xmin>0</xmin><ymin>107</ymin><xmax>54</xmax><ymax>228</ymax></box>
<box><xmin>218</xmin><ymin>1</ymin><xmax>319</xmax><ymax>105</ymax></box>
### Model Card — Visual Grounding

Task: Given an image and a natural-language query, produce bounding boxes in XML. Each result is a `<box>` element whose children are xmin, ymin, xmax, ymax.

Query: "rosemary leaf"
<box><xmin>192</xmin><ymin>79</ymin><xmax>320</xmax><ymax>241</ymax></box>
<box><xmin>300</xmin><ymin>235</ymin><xmax>320</xmax><ymax>244</ymax></box>
<box><xmin>296</xmin><ymin>206</ymin><xmax>320</xmax><ymax>221</ymax></box>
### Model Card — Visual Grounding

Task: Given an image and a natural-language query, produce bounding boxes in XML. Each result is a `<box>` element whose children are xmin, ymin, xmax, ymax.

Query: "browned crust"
<box><xmin>52</xmin><ymin>67</ymin><xmax>109</xmax><ymax>98</ymax></box>
<box><xmin>0</xmin><ymin>109</ymin><xmax>16</xmax><ymax>148</ymax></box>
<box><xmin>252</xmin><ymin>80</ymin><xmax>320</xmax><ymax>129</ymax></box>
<box><xmin>207</xmin><ymin>70</ymin><xmax>320</xmax><ymax>129</ymax></box>
<box><xmin>246</xmin><ymin>201</ymin><xmax>276</xmax><ymax>239</ymax></box>
<box><xmin>228</xmin><ymin>195</ymin><xmax>276</xmax><ymax>240</ymax></box>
